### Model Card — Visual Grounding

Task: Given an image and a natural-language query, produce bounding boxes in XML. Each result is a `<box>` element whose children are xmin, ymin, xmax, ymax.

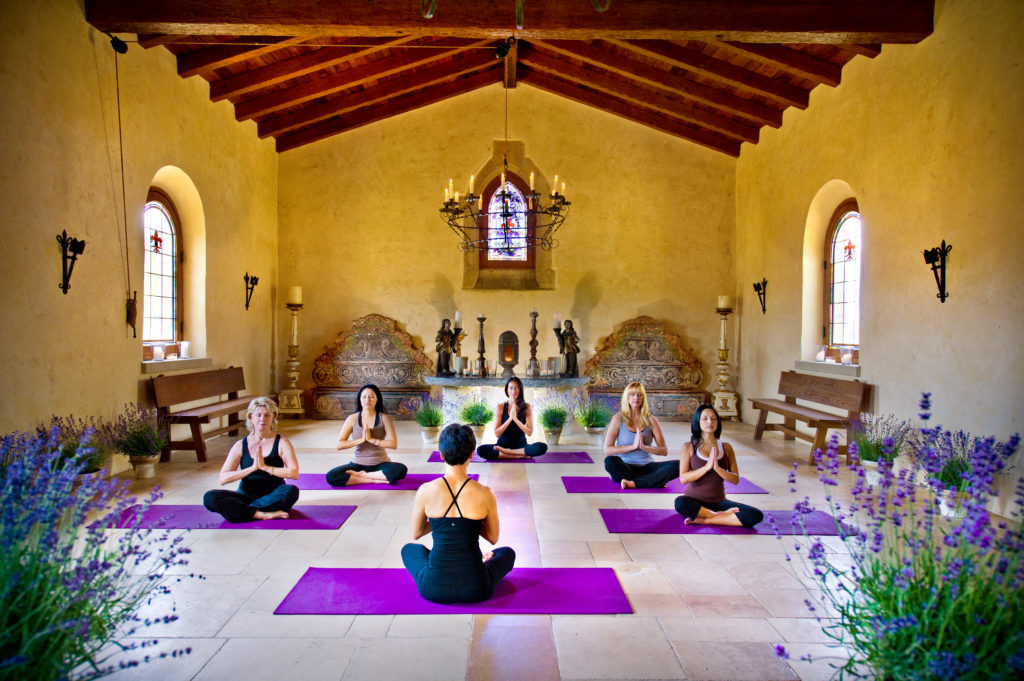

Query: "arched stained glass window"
<box><xmin>824</xmin><ymin>201</ymin><xmax>861</xmax><ymax>355</ymax></box>
<box><xmin>487</xmin><ymin>181</ymin><xmax>528</xmax><ymax>261</ymax></box>
<box><xmin>143</xmin><ymin>189</ymin><xmax>181</xmax><ymax>344</ymax></box>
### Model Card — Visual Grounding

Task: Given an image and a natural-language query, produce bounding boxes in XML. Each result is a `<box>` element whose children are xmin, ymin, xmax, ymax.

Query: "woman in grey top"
<box><xmin>603</xmin><ymin>381</ymin><xmax>676</xmax><ymax>489</ymax></box>
<box><xmin>326</xmin><ymin>384</ymin><xmax>407</xmax><ymax>486</ymax></box>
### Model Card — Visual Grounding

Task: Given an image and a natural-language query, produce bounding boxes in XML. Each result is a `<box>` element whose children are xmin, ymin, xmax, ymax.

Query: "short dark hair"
<box><xmin>438</xmin><ymin>423</ymin><xmax>476</xmax><ymax>465</ymax></box>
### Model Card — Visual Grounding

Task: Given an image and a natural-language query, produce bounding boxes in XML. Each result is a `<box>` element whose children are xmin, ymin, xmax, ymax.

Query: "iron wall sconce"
<box><xmin>752</xmin><ymin>278</ymin><xmax>767</xmax><ymax>314</ymax></box>
<box><xmin>923</xmin><ymin>241</ymin><xmax>952</xmax><ymax>303</ymax></box>
<box><xmin>57</xmin><ymin>230</ymin><xmax>86</xmax><ymax>294</ymax></box>
<box><xmin>244</xmin><ymin>272</ymin><xmax>259</xmax><ymax>310</ymax></box>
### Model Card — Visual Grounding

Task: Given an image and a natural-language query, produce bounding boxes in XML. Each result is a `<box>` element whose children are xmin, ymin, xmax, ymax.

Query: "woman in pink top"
<box><xmin>674</xmin><ymin>403</ymin><xmax>763</xmax><ymax>528</ymax></box>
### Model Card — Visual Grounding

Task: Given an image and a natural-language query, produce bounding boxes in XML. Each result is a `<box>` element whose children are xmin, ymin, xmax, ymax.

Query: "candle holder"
<box><xmin>711</xmin><ymin>304</ymin><xmax>739</xmax><ymax>419</ymax></box>
<box><xmin>527</xmin><ymin>310</ymin><xmax>541</xmax><ymax>378</ymax></box>
<box><xmin>57</xmin><ymin>230</ymin><xmax>86</xmax><ymax>295</ymax></box>
<box><xmin>498</xmin><ymin>331</ymin><xmax>519</xmax><ymax>378</ymax></box>
<box><xmin>278</xmin><ymin>302</ymin><xmax>305</xmax><ymax>416</ymax></box>
<box><xmin>923</xmin><ymin>240</ymin><xmax>952</xmax><ymax>303</ymax></box>
<box><xmin>476</xmin><ymin>314</ymin><xmax>488</xmax><ymax>377</ymax></box>
<box><xmin>244</xmin><ymin>272</ymin><xmax>259</xmax><ymax>310</ymax></box>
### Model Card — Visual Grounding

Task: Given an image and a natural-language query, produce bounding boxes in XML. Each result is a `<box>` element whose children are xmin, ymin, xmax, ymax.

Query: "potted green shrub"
<box><xmin>850</xmin><ymin>413</ymin><xmax>912</xmax><ymax>485</ymax></box>
<box><xmin>414</xmin><ymin>397</ymin><xmax>444</xmax><ymax>444</ymax></box>
<box><xmin>574</xmin><ymin>399</ymin><xmax>612</xmax><ymax>446</ymax></box>
<box><xmin>537</xmin><ymin>402</ymin><xmax>569</xmax><ymax>445</ymax></box>
<box><xmin>110</xmin><ymin>403</ymin><xmax>168</xmax><ymax>479</ymax></box>
<box><xmin>458</xmin><ymin>398</ymin><xmax>494</xmax><ymax>440</ymax></box>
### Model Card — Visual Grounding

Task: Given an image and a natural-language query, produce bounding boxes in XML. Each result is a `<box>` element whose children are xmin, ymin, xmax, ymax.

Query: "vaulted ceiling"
<box><xmin>86</xmin><ymin>1</ymin><xmax>934</xmax><ymax>156</ymax></box>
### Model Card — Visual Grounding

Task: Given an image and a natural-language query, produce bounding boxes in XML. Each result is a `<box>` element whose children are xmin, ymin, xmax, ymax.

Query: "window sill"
<box><xmin>141</xmin><ymin>357</ymin><xmax>213</xmax><ymax>374</ymax></box>
<box><xmin>794</xmin><ymin>359</ymin><xmax>861</xmax><ymax>378</ymax></box>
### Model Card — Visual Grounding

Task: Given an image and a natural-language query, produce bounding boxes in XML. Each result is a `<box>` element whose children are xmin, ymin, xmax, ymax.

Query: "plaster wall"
<box><xmin>0</xmin><ymin>0</ymin><xmax>279</xmax><ymax>433</ymax></box>
<box><xmin>735</xmin><ymin>0</ymin><xmax>1023</xmax><ymax>436</ymax></box>
<box><xmin>278</xmin><ymin>83</ymin><xmax>736</xmax><ymax>408</ymax></box>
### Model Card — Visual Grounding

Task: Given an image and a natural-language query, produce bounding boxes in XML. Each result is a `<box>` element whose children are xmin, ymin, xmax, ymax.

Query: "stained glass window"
<box><xmin>828</xmin><ymin>209</ymin><xmax>861</xmax><ymax>348</ymax></box>
<box><xmin>487</xmin><ymin>181</ymin><xmax>527</xmax><ymax>261</ymax></box>
<box><xmin>143</xmin><ymin>197</ymin><xmax>178</xmax><ymax>343</ymax></box>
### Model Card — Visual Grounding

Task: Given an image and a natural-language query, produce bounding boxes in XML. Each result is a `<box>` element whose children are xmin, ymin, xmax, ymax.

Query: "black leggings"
<box><xmin>203</xmin><ymin>484</ymin><xmax>299</xmax><ymax>523</ymax></box>
<box><xmin>476</xmin><ymin>442</ymin><xmax>549</xmax><ymax>460</ymax></box>
<box><xmin>326</xmin><ymin>461</ymin><xmax>408</xmax><ymax>486</ymax></box>
<box><xmin>674</xmin><ymin>496</ymin><xmax>764</xmax><ymax>528</ymax></box>
<box><xmin>604</xmin><ymin>457</ymin><xmax>677</xmax><ymax>488</ymax></box>
<box><xmin>401</xmin><ymin>544</ymin><xmax>516</xmax><ymax>603</ymax></box>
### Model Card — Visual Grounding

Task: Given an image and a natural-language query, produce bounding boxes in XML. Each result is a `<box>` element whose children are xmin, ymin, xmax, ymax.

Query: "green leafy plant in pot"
<box><xmin>110</xmin><ymin>403</ymin><xmax>167</xmax><ymax>479</ymax></box>
<box><xmin>414</xmin><ymin>397</ymin><xmax>444</xmax><ymax>443</ymax></box>
<box><xmin>573</xmin><ymin>399</ymin><xmax>612</xmax><ymax>445</ymax></box>
<box><xmin>537</xmin><ymin>401</ymin><xmax>569</xmax><ymax>445</ymax></box>
<box><xmin>458</xmin><ymin>399</ymin><xmax>494</xmax><ymax>427</ymax></box>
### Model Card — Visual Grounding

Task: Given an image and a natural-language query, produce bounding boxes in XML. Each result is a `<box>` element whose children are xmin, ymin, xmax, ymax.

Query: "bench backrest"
<box><xmin>152</xmin><ymin>367</ymin><xmax>246</xmax><ymax>408</ymax></box>
<box><xmin>777</xmin><ymin>370</ymin><xmax>868</xmax><ymax>414</ymax></box>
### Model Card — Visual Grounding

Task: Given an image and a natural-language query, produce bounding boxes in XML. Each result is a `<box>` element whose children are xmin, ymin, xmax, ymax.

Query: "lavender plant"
<box><xmin>849</xmin><ymin>413</ymin><xmax>914</xmax><ymax>463</ymax></box>
<box><xmin>108</xmin><ymin>403</ymin><xmax>167</xmax><ymax>458</ymax></box>
<box><xmin>776</xmin><ymin>394</ymin><xmax>1023</xmax><ymax>680</ymax></box>
<box><xmin>39</xmin><ymin>414</ymin><xmax>113</xmax><ymax>473</ymax></box>
<box><xmin>0</xmin><ymin>427</ymin><xmax>192</xmax><ymax>680</ymax></box>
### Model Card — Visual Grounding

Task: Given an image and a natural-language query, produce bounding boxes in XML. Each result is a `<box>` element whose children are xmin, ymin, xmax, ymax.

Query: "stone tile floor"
<box><xmin>102</xmin><ymin>418</ymin><xmax>860</xmax><ymax>681</ymax></box>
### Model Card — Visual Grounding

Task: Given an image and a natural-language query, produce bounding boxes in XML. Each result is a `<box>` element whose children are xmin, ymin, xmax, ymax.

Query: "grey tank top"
<box><xmin>351</xmin><ymin>414</ymin><xmax>389</xmax><ymax>466</ymax></box>
<box><xmin>615</xmin><ymin>421</ymin><xmax>654</xmax><ymax>466</ymax></box>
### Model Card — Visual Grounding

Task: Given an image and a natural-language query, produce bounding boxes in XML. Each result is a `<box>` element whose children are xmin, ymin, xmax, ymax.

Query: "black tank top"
<box><xmin>425</xmin><ymin>478</ymin><xmax>485</xmax><ymax>572</ymax></box>
<box><xmin>239</xmin><ymin>434</ymin><xmax>285</xmax><ymax>498</ymax></box>
<box><xmin>496</xmin><ymin>402</ymin><xmax>527</xmax><ymax>449</ymax></box>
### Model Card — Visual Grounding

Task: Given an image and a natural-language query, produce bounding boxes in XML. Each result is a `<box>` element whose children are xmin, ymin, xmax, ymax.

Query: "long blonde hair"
<box><xmin>618</xmin><ymin>381</ymin><xmax>650</xmax><ymax>430</ymax></box>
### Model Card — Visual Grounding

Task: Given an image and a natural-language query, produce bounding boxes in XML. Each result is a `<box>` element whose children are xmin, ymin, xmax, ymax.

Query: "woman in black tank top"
<box><xmin>203</xmin><ymin>397</ymin><xmax>300</xmax><ymax>523</ymax></box>
<box><xmin>401</xmin><ymin>424</ymin><xmax>516</xmax><ymax>603</ymax></box>
<box><xmin>477</xmin><ymin>376</ymin><xmax>549</xmax><ymax>460</ymax></box>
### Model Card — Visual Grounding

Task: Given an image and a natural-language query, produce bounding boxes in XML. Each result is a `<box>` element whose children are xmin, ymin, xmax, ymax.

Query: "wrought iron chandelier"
<box><xmin>439</xmin><ymin>64</ymin><xmax>570</xmax><ymax>254</ymax></box>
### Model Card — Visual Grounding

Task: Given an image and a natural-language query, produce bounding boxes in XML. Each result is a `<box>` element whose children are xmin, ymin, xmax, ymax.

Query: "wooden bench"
<box><xmin>152</xmin><ymin>366</ymin><xmax>250</xmax><ymax>462</ymax></box>
<box><xmin>749</xmin><ymin>370</ymin><xmax>871</xmax><ymax>464</ymax></box>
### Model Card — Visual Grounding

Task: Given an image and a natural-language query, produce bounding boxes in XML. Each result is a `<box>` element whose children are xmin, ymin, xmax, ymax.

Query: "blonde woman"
<box><xmin>603</xmin><ymin>382</ymin><xmax>676</xmax><ymax>489</ymax></box>
<box><xmin>203</xmin><ymin>397</ymin><xmax>300</xmax><ymax>522</ymax></box>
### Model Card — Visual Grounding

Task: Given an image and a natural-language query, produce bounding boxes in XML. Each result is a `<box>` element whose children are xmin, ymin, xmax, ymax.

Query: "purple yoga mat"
<box><xmin>561</xmin><ymin>476</ymin><xmax>768</xmax><ymax>494</ymax></box>
<box><xmin>599</xmin><ymin>508</ymin><xmax>841</xmax><ymax>535</ymax></box>
<box><xmin>295</xmin><ymin>473</ymin><xmax>478</xmax><ymax>491</ymax></box>
<box><xmin>428</xmin><ymin>451</ymin><xmax>594</xmax><ymax>464</ymax></box>
<box><xmin>115</xmin><ymin>504</ymin><xmax>356</xmax><ymax>530</ymax></box>
<box><xmin>274</xmin><ymin>567</ymin><xmax>632</xmax><ymax>615</ymax></box>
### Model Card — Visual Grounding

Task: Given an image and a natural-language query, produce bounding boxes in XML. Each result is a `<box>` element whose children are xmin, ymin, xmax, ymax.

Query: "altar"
<box><xmin>424</xmin><ymin>375</ymin><xmax>593</xmax><ymax>430</ymax></box>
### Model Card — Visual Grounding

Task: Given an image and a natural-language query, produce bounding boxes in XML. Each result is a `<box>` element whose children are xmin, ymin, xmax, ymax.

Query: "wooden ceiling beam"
<box><xmin>529</xmin><ymin>40</ymin><xmax>779</xmax><ymax>127</ymax></box>
<box><xmin>610</xmin><ymin>39</ymin><xmax>809</xmax><ymax>110</ymax></box>
<box><xmin>137</xmin><ymin>33</ymin><xmax>183</xmax><ymax>48</ymax></box>
<box><xmin>519</xmin><ymin>69</ymin><xmax>740</xmax><ymax>157</ymax></box>
<box><xmin>259</xmin><ymin>52</ymin><xmax>500</xmax><ymax>137</ymax></box>
<box><xmin>235</xmin><ymin>37</ymin><xmax>492</xmax><ymax>121</ymax></box>
<box><xmin>86</xmin><ymin>0</ymin><xmax>933</xmax><ymax>43</ymax></box>
<box><xmin>177</xmin><ymin>36</ymin><xmax>310</xmax><ymax>77</ymax></box>
<box><xmin>275</xmin><ymin>69</ymin><xmax>497</xmax><ymax>152</ymax></box>
<box><xmin>838</xmin><ymin>43</ymin><xmax>882</xmax><ymax>58</ymax></box>
<box><xmin>503</xmin><ymin>39</ymin><xmax>518</xmax><ymax>88</ymax></box>
<box><xmin>521</xmin><ymin>48</ymin><xmax>756</xmax><ymax>142</ymax></box>
<box><xmin>211</xmin><ymin>36</ymin><xmax>416</xmax><ymax>101</ymax></box>
<box><xmin>719</xmin><ymin>41</ymin><xmax>842</xmax><ymax>86</ymax></box>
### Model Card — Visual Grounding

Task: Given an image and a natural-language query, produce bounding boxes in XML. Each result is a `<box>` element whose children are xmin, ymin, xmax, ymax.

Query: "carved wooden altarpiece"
<box><xmin>584</xmin><ymin>316</ymin><xmax>706</xmax><ymax>421</ymax></box>
<box><xmin>311</xmin><ymin>314</ymin><xmax>432</xmax><ymax>420</ymax></box>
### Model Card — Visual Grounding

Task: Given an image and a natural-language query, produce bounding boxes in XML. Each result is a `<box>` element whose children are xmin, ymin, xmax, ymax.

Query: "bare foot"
<box><xmin>482</xmin><ymin>551</ymin><xmax>494</xmax><ymax>562</ymax></box>
<box><xmin>253</xmin><ymin>510</ymin><xmax>289</xmax><ymax>520</ymax></box>
<box><xmin>683</xmin><ymin>517</ymin><xmax>694</xmax><ymax>525</ymax></box>
<box><xmin>714</xmin><ymin>507</ymin><xmax>740</xmax><ymax>516</ymax></box>
<box><xmin>621</xmin><ymin>479</ymin><xmax>636</xmax><ymax>489</ymax></box>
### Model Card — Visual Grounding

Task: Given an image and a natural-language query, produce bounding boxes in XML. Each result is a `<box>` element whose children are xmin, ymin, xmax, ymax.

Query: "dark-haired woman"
<box><xmin>203</xmin><ymin>397</ymin><xmax>300</xmax><ymax>523</ymax></box>
<box><xmin>476</xmin><ymin>376</ymin><xmax>548</xmax><ymax>460</ymax></box>
<box><xmin>326</xmin><ymin>384</ymin><xmax>407</xmax><ymax>486</ymax></box>
<box><xmin>674</xmin><ymin>403</ymin><xmax>763</xmax><ymax>528</ymax></box>
<box><xmin>401</xmin><ymin>423</ymin><xmax>516</xmax><ymax>603</ymax></box>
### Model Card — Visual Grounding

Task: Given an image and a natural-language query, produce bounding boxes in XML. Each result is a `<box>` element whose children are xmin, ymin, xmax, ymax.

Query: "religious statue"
<box><xmin>554</xmin><ymin>319</ymin><xmax>581</xmax><ymax>377</ymax></box>
<box><xmin>435</xmin><ymin>318</ymin><xmax>462</xmax><ymax>376</ymax></box>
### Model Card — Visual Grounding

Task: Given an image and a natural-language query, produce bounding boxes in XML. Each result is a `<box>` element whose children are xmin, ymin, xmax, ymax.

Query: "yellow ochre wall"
<box><xmin>0</xmin><ymin>0</ymin><xmax>279</xmax><ymax>433</ymax></box>
<box><xmin>734</xmin><ymin>0</ymin><xmax>1023</xmax><ymax>440</ymax></box>
<box><xmin>278</xmin><ymin>83</ymin><xmax>736</xmax><ymax>402</ymax></box>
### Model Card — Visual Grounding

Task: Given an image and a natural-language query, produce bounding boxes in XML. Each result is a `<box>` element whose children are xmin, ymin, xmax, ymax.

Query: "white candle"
<box><xmin>478</xmin><ymin>195</ymin><xmax>483</xmax><ymax>210</ymax></box>
<box><xmin>444</xmin><ymin>187</ymin><xmax>449</xmax><ymax>202</ymax></box>
<box><xmin>454</xmin><ymin>191</ymin><xmax>459</xmax><ymax>203</ymax></box>
<box><xmin>815</xmin><ymin>349</ymin><xmax>826</xmax><ymax>362</ymax></box>
<box><xmin>531</xmin><ymin>307</ymin><xmax>537</xmax><ymax>315</ymax></box>
<box><xmin>717</xmin><ymin>295</ymin><xmax>734</xmax><ymax>309</ymax></box>
<box><xmin>841</xmin><ymin>352</ymin><xmax>853</xmax><ymax>365</ymax></box>
<box><xmin>561</xmin><ymin>181</ymin><xmax>566</xmax><ymax>197</ymax></box>
<box><xmin>553</xmin><ymin>312</ymin><xmax>561</xmax><ymax>328</ymax></box>
<box><xmin>552</xmin><ymin>175</ymin><xmax>559</xmax><ymax>195</ymax></box>
<box><xmin>179</xmin><ymin>340</ymin><xmax>190</xmax><ymax>358</ymax></box>
<box><xmin>152</xmin><ymin>345</ymin><xmax>164</xmax><ymax>361</ymax></box>
<box><xmin>469</xmin><ymin>175</ymin><xmax>474</xmax><ymax>194</ymax></box>
<box><xmin>448</xmin><ymin>178</ymin><xmax>454</xmax><ymax>197</ymax></box>
<box><xmin>454</xmin><ymin>310</ymin><xmax>461</xmax><ymax>326</ymax></box>
<box><xmin>529</xmin><ymin>171</ymin><xmax>535</xmax><ymax>190</ymax></box>
<box><xmin>287</xmin><ymin>286</ymin><xmax>303</xmax><ymax>305</ymax></box>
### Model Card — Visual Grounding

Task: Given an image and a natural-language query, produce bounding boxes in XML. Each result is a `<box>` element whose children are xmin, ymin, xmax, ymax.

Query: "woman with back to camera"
<box><xmin>401</xmin><ymin>423</ymin><xmax>516</xmax><ymax>603</ymax></box>
<box><xmin>203</xmin><ymin>396</ymin><xmax>299</xmax><ymax>522</ymax></box>
<box><xmin>476</xmin><ymin>376</ymin><xmax>548</xmax><ymax>460</ymax></box>
<box><xmin>674</xmin><ymin>403</ymin><xmax>763</xmax><ymax>528</ymax></box>
<box><xmin>603</xmin><ymin>381</ymin><xmax>676</xmax><ymax>489</ymax></box>
<box><xmin>326</xmin><ymin>383</ymin><xmax>407</xmax><ymax>486</ymax></box>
